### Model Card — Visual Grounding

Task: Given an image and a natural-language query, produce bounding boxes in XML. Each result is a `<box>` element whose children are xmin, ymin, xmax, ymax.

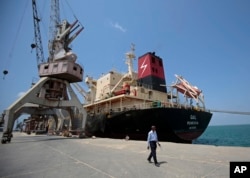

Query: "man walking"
<box><xmin>147</xmin><ymin>125</ymin><xmax>160</xmax><ymax>166</ymax></box>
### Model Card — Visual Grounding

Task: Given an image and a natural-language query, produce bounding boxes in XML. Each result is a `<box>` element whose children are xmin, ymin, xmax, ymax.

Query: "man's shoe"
<box><xmin>155</xmin><ymin>163</ymin><xmax>160</xmax><ymax>167</ymax></box>
<box><xmin>147</xmin><ymin>159</ymin><xmax>152</xmax><ymax>163</ymax></box>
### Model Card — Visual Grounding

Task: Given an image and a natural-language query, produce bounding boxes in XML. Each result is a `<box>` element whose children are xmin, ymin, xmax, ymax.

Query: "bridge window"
<box><xmin>151</xmin><ymin>57</ymin><xmax>155</xmax><ymax>63</ymax></box>
<box><xmin>159</xmin><ymin>60</ymin><xmax>162</xmax><ymax>67</ymax></box>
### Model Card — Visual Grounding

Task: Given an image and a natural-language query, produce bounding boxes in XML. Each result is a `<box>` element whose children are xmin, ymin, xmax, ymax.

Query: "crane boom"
<box><xmin>31</xmin><ymin>0</ymin><xmax>45</xmax><ymax>65</ymax></box>
<box><xmin>47</xmin><ymin>0</ymin><xmax>83</xmax><ymax>62</ymax></box>
<box><xmin>48</xmin><ymin>0</ymin><xmax>60</xmax><ymax>62</ymax></box>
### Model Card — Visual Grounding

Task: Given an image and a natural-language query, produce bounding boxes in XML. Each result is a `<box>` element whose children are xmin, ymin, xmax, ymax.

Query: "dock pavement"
<box><xmin>0</xmin><ymin>132</ymin><xmax>250</xmax><ymax>178</ymax></box>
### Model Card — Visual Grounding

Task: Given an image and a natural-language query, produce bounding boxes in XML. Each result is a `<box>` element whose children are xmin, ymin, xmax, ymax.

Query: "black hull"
<box><xmin>85</xmin><ymin>108</ymin><xmax>212</xmax><ymax>143</ymax></box>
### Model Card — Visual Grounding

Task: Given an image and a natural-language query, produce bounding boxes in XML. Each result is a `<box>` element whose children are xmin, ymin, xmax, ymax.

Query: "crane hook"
<box><xmin>3</xmin><ymin>70</ymin><xmax>8</xmax><ymax>79</ymax></box>
<box><xmin>31</xmin><ymin>43</ymin><xmax>36</xmax><ymax>49</ymax></box>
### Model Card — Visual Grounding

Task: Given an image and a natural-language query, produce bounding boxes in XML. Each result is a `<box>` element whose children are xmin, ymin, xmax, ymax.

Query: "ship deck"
<box><xmin>1</xmin><ymin>132</ymin><xmax>249</xmax><ymax>178</ymax></box>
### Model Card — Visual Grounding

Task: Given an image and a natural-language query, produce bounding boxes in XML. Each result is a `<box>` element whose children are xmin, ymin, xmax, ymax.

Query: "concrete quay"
<box><xmin>0</xmin><ymin>132</ymin><xmax>250</xmax><ymax>178</ymax></box>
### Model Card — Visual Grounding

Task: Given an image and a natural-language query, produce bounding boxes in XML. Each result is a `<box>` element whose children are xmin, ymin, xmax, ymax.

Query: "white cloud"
<box><xmin>110</xmin><ymin>22</ymin><xmax>127</xmax><ymax>32</ymax></box>
<box><xmin>17</xmin><ymin>92</ymin><xmax>26</xmax><ymax>98</ymax></box>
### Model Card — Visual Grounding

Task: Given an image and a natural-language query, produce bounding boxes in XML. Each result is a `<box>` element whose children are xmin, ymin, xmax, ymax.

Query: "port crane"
<box><xmin>30</xmin><ymin>0</ymin><xmax>45</xmax><ymax>66</ymax></box>
<box><xmin>1</xmin><ymin>0</ymin><xmax>86</xmax><ymax>144</ymax></box>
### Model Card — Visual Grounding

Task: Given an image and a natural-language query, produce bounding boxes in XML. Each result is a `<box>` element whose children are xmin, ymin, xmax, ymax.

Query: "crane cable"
<box><xmin>3</xmin><ymin>0</ymin><xmax>29</xmax><ymax>79</ymax></box>
<box><xmin>210</xmin><ymin>109</ymin><xmax>250</xmax><ymax>116</ymax></box>
<box><xmin>64</xmin><ymin>0</ymin><xmax>83</xmax><ymax>26</ymax></box>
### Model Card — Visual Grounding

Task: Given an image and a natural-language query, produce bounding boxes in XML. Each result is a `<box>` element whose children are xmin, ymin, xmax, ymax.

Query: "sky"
<box><xmin>0</xmin><ymin>0</ymin><xmax>250</xmax><ymax>126</ymax></box>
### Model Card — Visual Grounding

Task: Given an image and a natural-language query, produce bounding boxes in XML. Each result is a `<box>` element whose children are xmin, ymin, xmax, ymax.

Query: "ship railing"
<box><xmin>107</xmin><ymin>100</ymin><xmax>207</xmax><ymax>114</ymax></box>
<box><xmin>166</xmin><ymin>85</ymin><xmax>207</xmax><ymax>110</ymax></box>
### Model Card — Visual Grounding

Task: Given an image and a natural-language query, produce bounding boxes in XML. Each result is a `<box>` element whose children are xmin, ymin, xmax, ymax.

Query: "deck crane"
<box><xmin>31</xmin><ymin>0</ymin><xmax>45</xmax><ymax>66</ymax></box>
<box><xmin>2</xmin><ymin>0</ymin><xmax>86</xmax><ymax>144</ymax></box>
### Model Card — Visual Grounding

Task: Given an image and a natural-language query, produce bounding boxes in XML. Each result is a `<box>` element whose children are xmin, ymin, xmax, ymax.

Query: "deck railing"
<box><xmin>107</xmin><ymin>100</ymin><xmax>206</xmax><ymax>114</ymax></box>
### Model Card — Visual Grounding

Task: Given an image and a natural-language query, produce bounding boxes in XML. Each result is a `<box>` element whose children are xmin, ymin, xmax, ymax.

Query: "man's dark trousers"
<box><xmin>148</xmin><ymin>141</ymin><xmax>158</xmax><ymax>164</ymax></box>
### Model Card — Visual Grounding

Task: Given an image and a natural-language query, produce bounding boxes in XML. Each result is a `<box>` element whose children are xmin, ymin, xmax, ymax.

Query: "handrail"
<box><xmin>106</xmin><ymin>101</ymin><xmax>207</xmax><ymax>114</ymax></box>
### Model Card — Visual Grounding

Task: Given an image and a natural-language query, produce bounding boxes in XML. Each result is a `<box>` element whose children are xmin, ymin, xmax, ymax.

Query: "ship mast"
<box><xmin>125</xmin><ymin>43</ymin><xmax>136</xmax><ymax>79</ymax></box>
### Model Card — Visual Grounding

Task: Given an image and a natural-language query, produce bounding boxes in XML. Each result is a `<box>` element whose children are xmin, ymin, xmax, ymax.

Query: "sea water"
<box><xmin>193</xmin><ymin>124</ymin><xmax>250</xmax><ymax>147</ymax></box>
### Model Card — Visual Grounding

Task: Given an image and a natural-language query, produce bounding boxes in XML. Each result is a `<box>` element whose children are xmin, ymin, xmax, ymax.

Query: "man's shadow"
<box><xmin>148</xmin><ymin>161</ymin><xmax>167</xmax><ymax>167</ymax></box>
<box><xmin>156</xmin><ymin>161</ymin><xmax>167</xmax><ymax>167</ymax></box>
<box><xmin>158</xmin><ymin>161</ymin><xmax>167</xmax><ymax>165</ymax></box>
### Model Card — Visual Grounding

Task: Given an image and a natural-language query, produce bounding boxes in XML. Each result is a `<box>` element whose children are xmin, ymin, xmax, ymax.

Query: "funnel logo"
<box><xmin>140</xmin><ymin>58</ymin><xmax>148</xmax><ymax>77</ymax></box>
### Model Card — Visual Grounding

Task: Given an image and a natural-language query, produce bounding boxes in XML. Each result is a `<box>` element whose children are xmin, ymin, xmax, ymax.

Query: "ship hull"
<box><xmin>85</xmin><ymin>107</ymin><xmax>212</xmax><ymax>143</ymax></box>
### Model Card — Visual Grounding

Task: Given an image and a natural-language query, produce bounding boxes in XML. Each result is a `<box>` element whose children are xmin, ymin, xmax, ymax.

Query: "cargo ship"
<box><xmin>83</xmin><ymin>45</ymin><xmax>212</xmax><ymax>143</ymax></box>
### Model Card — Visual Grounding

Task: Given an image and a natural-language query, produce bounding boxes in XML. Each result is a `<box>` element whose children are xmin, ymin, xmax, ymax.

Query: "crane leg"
<box><xmin>1</xmin><ymin>77</ymin><xmax>87</xmax><ymax>144</ymax></box>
